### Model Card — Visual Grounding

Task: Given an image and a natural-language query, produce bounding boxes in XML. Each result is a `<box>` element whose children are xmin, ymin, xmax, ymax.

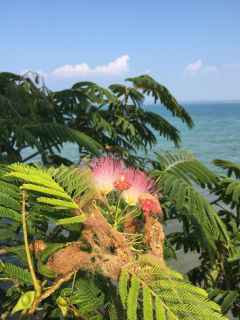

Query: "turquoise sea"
<box><xmin>3</xmin><ymin>103</ymin><xmax>240</xmax><ymax>319</ymax></box>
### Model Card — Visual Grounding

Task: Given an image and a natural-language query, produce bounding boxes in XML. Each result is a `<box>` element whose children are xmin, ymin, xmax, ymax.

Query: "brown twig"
<box><xmin>25</xmin><ymin>271</ymin><xmax>77</xmax><ymax>320</ymax></box>
<box><xmin>0</xmin><ymin>312</ymin><xmax>10</xmax><ymax>320</ymax></box>
<box><xmin>109</xmin><ymin>85</ymin><xmax>139</xmax><ymax>121</ymax></box>
<box><xmin>0</xmin><ymin>249</ymin><xmax>8</xmax><ymax>255</ymax></box>
<box><xmin>22</xmin><ymin>139</ymin><xmax>67</xmax><ymax>163</ymax></box>
<box><xmin>210</xmin><ymin>196</ymin><xmax>224</xmax><ymax>205</ymax></box>
<box><xmin>33</xmin><ymin>311</ymin><xmax>39</xmax><ymax>320</ymax></box>
<box><xmin>218</xmin><ymin>244</ymin><xmax>230</xmax><ymax>290</ymax></box>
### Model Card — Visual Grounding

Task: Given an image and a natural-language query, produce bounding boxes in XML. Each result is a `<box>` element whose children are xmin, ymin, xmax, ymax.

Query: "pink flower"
<box><xmin>139</xmin><ymin>193</ymin><xmax>163</xmax><ymax>219</ymax></box>
<box><xmin>121</xmin><ymin>169</ymin><xmax>157</xmax><ymax>206</ymax></box>
<box><xmin>114</xmin><ymin>180</ymin><xmax>132</xmax><ymax>191</ymax></box>
<box><xmin>90</xmin><ymin>156</ymin><xmax>126</xmax><ymax>195</ymax></box>
<box><xmin>141</xmin><ymin>198</ymin><xmax>159</xmax><ymax>217</ymax></box>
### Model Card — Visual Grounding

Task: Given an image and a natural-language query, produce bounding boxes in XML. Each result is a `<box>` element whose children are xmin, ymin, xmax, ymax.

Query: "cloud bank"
<box><xmin>223</xmin><ymin>63</ymin><xmax>240</xmax><ymax>71</ymax></box>
<box><xmin>183</xmin><ymin>59</ymin><xmax>218</xmax><ymax>76</ymax></box>
<box><xmin>21</xmin><ymin>55</ymin><xmax>130</xmax><ymax>79</ymax></box>
<box><xmin>183</xmin><ymin>59</ymin><xmax>202</xmax><ymax>75</ymax></box>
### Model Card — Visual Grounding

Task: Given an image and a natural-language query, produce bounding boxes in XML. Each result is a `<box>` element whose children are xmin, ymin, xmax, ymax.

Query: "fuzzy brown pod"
<box><xmin>29</xmin><ymin>240</ymin><xmax>47</xmax><ymax>258</ymax></box>
<box><xmin>100</xmin><ymin>256</ymin><xmax>125</xmax><ymax>281</ymax></box>
<box><xmin>144</xmin><ymin>216</ymin><xmax>166</xmax><ymax>268</ymax></box>
<box><xmin>80</xmin><ymin>209</ymin><xmax>132</xmax><ymax>280</ymax></box>
<box><xmin>83</xmin><ymin>208</ymin><xmax>112</xmax><ymax>248</ymax></box>
<box><xmin>47</xmin><ymin>243</ymin><xmax>89</xmax><ymax>276</ymax></box>
<box><xmin>139</xmin><ymin>192</ymin><xmax>163</xmax><ymax>220</ymax></box>
<box><xmin>35</xmin><ymin>74</ymin><xmax>39</xmax><ymax>84</ymax></box>
<box><xmin>123</xmin><ymin>214</ymin><xmax>143</xmax><ymax>234</ymax></box>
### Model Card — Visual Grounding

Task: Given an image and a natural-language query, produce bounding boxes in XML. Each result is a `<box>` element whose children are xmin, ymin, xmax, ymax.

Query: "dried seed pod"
<box><xmin>29</xmin><ymin>240</ymin><xmax>47</xmax><ymax>258</ymax></box>
<box><xmin>35</xmin><ymin>74</ymin><xmax>39</xmax><ymax>84</ymax></box>
<box><xmin>123</xmin><ymin>214</ymin><xmax>143</xmax><ymax>234</ymax></box>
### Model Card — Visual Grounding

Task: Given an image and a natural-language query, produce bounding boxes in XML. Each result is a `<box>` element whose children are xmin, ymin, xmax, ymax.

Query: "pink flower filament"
<box><xmin>141</xmin><ymin>199</ymin><xmax>159</xmax><ymax>217</ymax></box>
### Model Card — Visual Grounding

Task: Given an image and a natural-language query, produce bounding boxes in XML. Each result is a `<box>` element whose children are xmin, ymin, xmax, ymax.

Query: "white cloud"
<box><xmin>183</xmin><ymin>60</ymin><xmax>219</xmax><ymax>76</ymax></box>
<box><xmin>223</xmin><ymin>63</ymin><xmax>240</xmax><ymax>71</ymax></box>
<box><xmin>21</xmin><ymin>56</ymin><xmax>130</xmax><ymax>79</ymax></box>
<box><xmin>144</xmin><ymin>69</ymin><xmax>150</xmax><ymax>74</ymax></box>
<box><xmin>202</xmin><ymin>66</ymin><xmax>218</xmax><ymax>74</ymax></box>
<box><xmin>183</xmin><ymin>59</ymin><xmax>202</xmax><ymax>75</ymax></box>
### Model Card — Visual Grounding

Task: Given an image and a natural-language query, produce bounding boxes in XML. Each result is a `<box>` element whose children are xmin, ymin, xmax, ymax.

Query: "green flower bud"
<box><xmin>11</xmin><ymin>291</ymin><xmax>35</xmax><ymax>315</ymax></box>
<box><xmin>56</xmin><ymin>296</ymin><xmax>68</xmax><ymax>307</ymax></box>
<box><xmin>56</xmin><ymin>296</ymin><xmax>68</xmax><ymax>316</ymax></box>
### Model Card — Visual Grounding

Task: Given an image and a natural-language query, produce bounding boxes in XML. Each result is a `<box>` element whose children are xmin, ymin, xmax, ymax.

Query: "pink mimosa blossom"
<box><xmin>141</xmin><ymin>198</ymin><xmax>159</xmax><ymax>217</ymax></box>
<box><xmin>90</xmin><ymin>156</ymin><xmax>126</xmax><ymax>195</ymax></box>
<box><xmin>121</xmin><ymin>169</ymin><xmax>157</xmax><ymax>206</ymax></box>
<box><xmin>113</xmin><ymin>180</ymin><xmax>132</xmax><ymax>191</ymax></box>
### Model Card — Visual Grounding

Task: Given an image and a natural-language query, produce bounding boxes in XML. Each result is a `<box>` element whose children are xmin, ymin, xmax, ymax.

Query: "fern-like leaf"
<box><xmin>56</xmin><ymin>215</ymin><xmax>86</xmax><ymax>225</ymax></box>
<box><xmin>0</xmin><ymin>207</ymin><xmax>22</xmax><ymax>222</ymax></box>
<box><xmin>143</xmin><ymin>285</ymin><xmax>153</xmax><ymax>320</ymax></box>
<box><xmin>155</xmin><ymin>297</ymin><xmax>166</xmax><ymax>320</ymax></box>
<box><xmin>119</xmin><ymin>268</ymin><xmax>128</xmax><ymax>309</ymax></box>
<box><xmin>37</xmin><ymin>197</ymin><xmax>79</xmax><ymax>209</ymax></box>
<box><xmin>127</xmin><ymin>276</ymin><xmax>140</xmax><ymax>320</ymax></box>
<box><xmin>0</xmin><ymin>194</ymin><xmax>21</xmax><ymax>210</ymax></box>
<box><xmin>3</xmin><ymin>263</ymin><xmax>33</xmax><ymax>285</ymax></box>
<box><xmin>20</xmin><ymin>184</ymin><xmax>70</xmax><ymax>199</ymax></box>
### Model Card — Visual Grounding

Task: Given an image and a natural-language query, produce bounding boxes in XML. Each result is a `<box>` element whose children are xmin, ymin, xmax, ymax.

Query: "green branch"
<box><xmin>22</xmin><ymin>190</ymin><xmax>41</xmax><ymax>297</ymax></box>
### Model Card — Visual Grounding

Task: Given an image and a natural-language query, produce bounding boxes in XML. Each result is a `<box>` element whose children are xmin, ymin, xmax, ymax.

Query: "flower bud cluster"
<box><xmin>113</xmin><ymin>180</ymin><xmax>132</xmax><ymax>191</ymax></box>
<box><xmin>140</xmin><ymin>198</ymin><xmax>159</xmax><ymax>217</ymax></box>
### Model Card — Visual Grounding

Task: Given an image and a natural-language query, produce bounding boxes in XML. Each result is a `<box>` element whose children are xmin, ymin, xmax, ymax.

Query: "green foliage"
<box><xmin>3</xmin><ymin>263</ymin><xmax>33</xmax><ymax>285</ymax></box>
<box><xmin>56</xmin><ymin>215</ymin><xmax>86</xmax><ymax>225</ymax></box>
<box><xmin>149</xmin><ymin>149</ymin><xmax>230</xmax><ymax>260</ymax></box>
<box><xmin>127</xmin><ymin>276</ymin><xmax>140</xmax><ymax>320</ymax></box>
<box><xmin>0</xmin><ymin>71</ymin><xmax>194</xmax><ymax>166</ymax></box>
<box><xmin>74</xmin><ymin>276</ymin><xmax>105</xmax><ymax>318</ymax></box>
<box><xmin>119</xmin><ymin>260</ymin><xmax>226</xmax><ymax>320</ymax></box>
<box><xmin>1</xmin><ymin>72</ymin><xmax>239</xmax><ymax>318</ymax></box>
<box><xmin>0</xmin><ymin>207</ymin><xmax>22</xmax><ymax>222</ymax></box>
<box><xmin>119</xmin><ymin>269</ymin><xmax>128</xmax><ymax>309</ymax></box>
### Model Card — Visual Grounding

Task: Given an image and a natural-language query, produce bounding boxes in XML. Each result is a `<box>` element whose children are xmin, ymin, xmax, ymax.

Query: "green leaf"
<box><xmin>56</xmin><ymin>215</ymin><xmax>86</xmax><ymax>225</ymax></box>
<box><xmin>221</xmin><ymin>291</ymin><xmax>238</xmax><ymax>313</ymax></box>
<box><xmin>175</xmin><ymin>182</ymin><xmax>187</xmax><ymax>210</ymax></box>
<box><xmin>37</xmin><ymin>197</ymin><xmax>79</xmax><ymax>209</ymax></box>
<box><xmin>20</xmin><ymin>184</ymin><xmax>71</xmax><ymax>199</ymax></box>
<box><xmin>155</xmin><ymin>297</ymin><xmax>165</xmax><ymax>320</ymax></box>
<box><xmin>127</xmin><ymin>276</ymin><xmax>140</xmax><ymax>320</ymax></box>
<box><xmin>0</xmin><ymin>193</ymin><xmax>21</xmax><ymax>211</ymax></box>
<box><xmin>4</xmin><ymin>263</ymin><xmax>33</xmax><ymax>285</ymax></box>
<box><xmin>208</xmin><ymin>289</ymin><xmax>222</xmax><ymax>298</ymax></box>
<box><xmin>0</xmin><ymin>207</ymin><xmax>22</xmax><ymax>222</ymax></box>
<box><xmin>233</xmin><ymin>184</ymin><xmax>240</xmax><ymax>202</ymax></box>
<box><xmin>143</xmin><ymin>286</ymin><xmax>153</xmax><ymax>320</ymax></box>
<box><xmin>0</xmin><ymin>229</ymin><xmax>16</xmax><ymax>240</ymax></box>
<box><xmin>119</xmin><ymin>268</ymin><xmax>128</xmax><ymax>309</ymax></box>
<box><xmin>5</xmin><ymin>172</ymin><xmax>63</xmax><ymax>192</ymax></box>
<box><xmin>38</xmin><ymin>243</ymin><xmax>62</xmax><ymax>277</ymax></box>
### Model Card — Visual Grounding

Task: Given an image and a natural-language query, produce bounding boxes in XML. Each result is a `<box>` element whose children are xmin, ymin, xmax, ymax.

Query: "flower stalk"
<box><xmin>22</xmin><ymin>190</ymin><xmax>41</xmax><ymax>297</ymax></box>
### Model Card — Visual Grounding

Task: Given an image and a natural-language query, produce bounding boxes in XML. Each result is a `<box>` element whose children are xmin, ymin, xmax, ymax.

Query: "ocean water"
<box><xmin>4</xmin><ymin>103</ymin><xmax>240</xmax><ymax>319</ymax></box>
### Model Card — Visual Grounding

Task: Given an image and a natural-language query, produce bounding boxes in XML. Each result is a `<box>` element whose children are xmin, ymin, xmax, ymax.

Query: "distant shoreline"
<box><xmin>143</xmin><ymin>100</ymin><xmax>240</xmax><ymax>105</ymax></box>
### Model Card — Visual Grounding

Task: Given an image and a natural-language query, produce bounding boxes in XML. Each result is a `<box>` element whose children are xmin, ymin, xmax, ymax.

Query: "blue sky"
<box><xmin>1</xmin><ymin>0</ymin><xmax>240</xmax><ymax>101</ymax></box>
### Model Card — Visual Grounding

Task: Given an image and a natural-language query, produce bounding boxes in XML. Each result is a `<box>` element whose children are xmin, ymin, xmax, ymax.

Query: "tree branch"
<box><xmin>0</xmin><ymin>312</ymin><xmax>9</xmax><ymax>320</ymax></box>
<box><xmin>0</xmin><ymin>249</ymin><xmax>8</xmax><ymax>255</ymax></box>
<box><xmin>210</xmin><ymin>196</ymin><xmax>224</xmax><ymax>205</ymax></box>
<box><xmin>25</xmin><ymin>271</ymin><xmax>76</xmax><ymax>320</ymax></box>
<box><xmin>109</xmin><ymin>85</ymin><xmax>139</xmax><ymax>121</ymax></box>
